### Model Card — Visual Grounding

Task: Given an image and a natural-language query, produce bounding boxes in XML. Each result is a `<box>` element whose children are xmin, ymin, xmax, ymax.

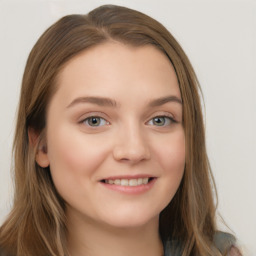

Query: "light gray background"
<box><xmin>0</xmin><ymin>0</ymin><xmax>255</xmax><ymax>255</ymax></box>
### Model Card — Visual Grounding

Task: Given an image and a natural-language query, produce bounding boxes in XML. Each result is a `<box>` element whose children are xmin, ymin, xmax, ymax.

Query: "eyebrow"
<box><xmin>67</xmin><ymin>96</ymin><xmax>118</xmax><ymax>108</ymax></box>
<box><xmin>148</xmin><ymin>95</ymin><xmax>182</xmax><ymax>107</ymax></box>
<box><xmin>67</xmin><ymin>95</ymin><xmax>182</xmax><ymax>109</ymax></box>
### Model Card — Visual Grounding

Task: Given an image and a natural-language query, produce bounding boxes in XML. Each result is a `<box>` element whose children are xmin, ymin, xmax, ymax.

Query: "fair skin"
<box><xmin>36</xmin><ymin>41</ymin><xmax>185</xmax><ymax>256</ymax></box>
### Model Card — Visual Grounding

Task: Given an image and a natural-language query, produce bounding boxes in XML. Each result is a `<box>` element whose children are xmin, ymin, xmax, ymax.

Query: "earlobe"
<box><xmin>36</xmin><ymin>148</ymin><xmax>50</xmax><ymax>168</ymax></box>
<box><xmin>28</xmin><ymin>127</ymin><xmax>50</xmax><ymax>168</ymax></box>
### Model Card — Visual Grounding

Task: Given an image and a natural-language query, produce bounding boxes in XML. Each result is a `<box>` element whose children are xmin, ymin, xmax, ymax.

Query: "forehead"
<box><xmin>54</xmin><ymin>41</ymin><xmax>181</xmax><ymax>106</ymax></box>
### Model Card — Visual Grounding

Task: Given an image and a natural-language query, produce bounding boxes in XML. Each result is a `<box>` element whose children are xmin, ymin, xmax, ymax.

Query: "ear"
<box><xmin>28</xmin><ymin>127</ymin><xmax>50</xmax><ymax>168</ymax></box>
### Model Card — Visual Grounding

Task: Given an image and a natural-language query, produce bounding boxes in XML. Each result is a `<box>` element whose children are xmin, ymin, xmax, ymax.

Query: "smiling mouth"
<box><xmin>100</xmin><ymin>177</ymin><xmax>155</xmax><ymax>187</ymax></box>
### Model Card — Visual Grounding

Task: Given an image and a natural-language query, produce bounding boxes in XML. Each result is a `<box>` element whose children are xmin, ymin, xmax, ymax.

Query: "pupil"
<box><xmin>90</xmin><ymin>117</ymin><xmax>99</xmax><ymax>126</ymax></box>
<box><xmin>154</xmin><ymin>117</ymin><xmax>165</xmax><ymax>126</ymax></box>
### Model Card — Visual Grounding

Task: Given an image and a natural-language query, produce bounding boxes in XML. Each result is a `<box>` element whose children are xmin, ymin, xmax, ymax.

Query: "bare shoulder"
<box><xmin>228</xmin><ymin>246</ymin><xmax>242</xmax><ymax>256</ymax></box>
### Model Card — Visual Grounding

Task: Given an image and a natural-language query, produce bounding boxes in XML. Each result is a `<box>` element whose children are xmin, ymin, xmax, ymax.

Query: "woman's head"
<box><xmin>2</xmin><ymin>4</ymin><xmax>216</xmax><ymax>256</ymax></box>
<box><xmin>35</xmin><ymin>41</ymin><xmax>185</xmax><ymax>231</ymax></box>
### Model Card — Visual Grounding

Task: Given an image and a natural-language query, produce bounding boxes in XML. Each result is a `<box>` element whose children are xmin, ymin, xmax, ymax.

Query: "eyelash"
<box><xmin>79</xmin><ymin>114</ymin><xmax>177</xmax><ymax>128</ymax></box>
<box><xmin>81</xmin><ymin>116</ymin><xmax>110</xmax><ymax>127</ymax></box>
<box><xmin>147</xmin><ymin>115</ymin><xmax>177</xmax><ymax>127</ymax></box>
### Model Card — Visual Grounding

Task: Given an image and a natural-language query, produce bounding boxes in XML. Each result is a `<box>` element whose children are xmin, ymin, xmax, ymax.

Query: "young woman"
<box><xmin>0</xmin><ymin>4</ymin><xmax>241</xmax><ymax>256</ymax></box>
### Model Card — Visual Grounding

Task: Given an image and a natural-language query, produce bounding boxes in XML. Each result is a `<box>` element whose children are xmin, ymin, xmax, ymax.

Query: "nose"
<box><xmin>112</xmin><ymin>124</ymin><xmax>151</xmax><ymax>164</ymax></box>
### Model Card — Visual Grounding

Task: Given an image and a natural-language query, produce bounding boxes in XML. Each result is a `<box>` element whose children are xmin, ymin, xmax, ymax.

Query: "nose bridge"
<box><xmin>113</xmin><ymin>119</ymin><xmax>150</xmax><ymax>163</ymax></box>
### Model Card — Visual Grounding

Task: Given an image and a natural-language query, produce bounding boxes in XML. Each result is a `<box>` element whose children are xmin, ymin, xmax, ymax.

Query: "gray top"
<box><xmin>163</xmin><ymin>231</ymin><xmax>236</xmax><ymax>255</ymax></box>
<box><xmin>213</xmin><ymin>231</ymin><xmax>236</xmax><ymax>254</ymax></box>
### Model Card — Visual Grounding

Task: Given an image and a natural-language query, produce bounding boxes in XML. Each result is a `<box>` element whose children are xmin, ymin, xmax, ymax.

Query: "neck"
<box><xmin>66</xmin><ymin>210</ymin><xmax>164</xmax><ymax>256</ymax></box>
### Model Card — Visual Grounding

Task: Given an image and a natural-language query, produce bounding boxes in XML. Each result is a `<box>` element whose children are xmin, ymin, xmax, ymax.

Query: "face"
<box><xmin>37</xmin><ymin>41</ymin><xmax>185</xmax><ymax>229</ymax></box>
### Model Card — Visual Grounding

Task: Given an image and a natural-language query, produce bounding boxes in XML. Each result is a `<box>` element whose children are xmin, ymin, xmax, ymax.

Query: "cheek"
<box><xmin>146</xmin><ymin>130</ymin><xmax>185</xmax><ymax>213</ymax></box>
<box><xmin>154</xmin><ymin>130</ymin><xmax>185</xmax><ymax>174</ymax></box>
<box><xmin>153</xmin><ymin>130</ymin><xmax>185</xmax><ymax>200</ymax></box>
<box><xmin>45</xmin><ymin>124</ymin><xmax>109</xmax><ymax>190</ymax></box>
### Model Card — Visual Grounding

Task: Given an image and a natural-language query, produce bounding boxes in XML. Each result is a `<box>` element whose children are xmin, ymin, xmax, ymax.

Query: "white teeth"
<box><xmin>137</xmin><ymin>178</ymin><xmax>143</xmax><ymax>185</ymax></box>
<box><xmin>114</xmin><ymin>179</ymin><xmax>120</xmax><ymax>185</ymax></box>
<box><xmin>142</xmin><ymin>178</ymin><xmax>149</xmax><ymax>184</ymax></box>
<box><xmin>121</xmin><ymin>179</ymin><xmax>128</xmax><ymax>186</ymax></box>
<box><xmin>105</xmin><ymin>178</ymin><xmax>151</xmax><ymax>186</ymax></box>
<box><xmin>129</xmin><ymin>179</ymin><xmax>137</xmax><ymax>186</ymax></box>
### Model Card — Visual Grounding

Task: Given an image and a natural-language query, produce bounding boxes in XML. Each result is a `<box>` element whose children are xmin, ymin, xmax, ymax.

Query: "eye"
<box><xmin>148</xmin><ymin>115</ymin><xmax>176</xmax><ymax>126</ymax></box>
<box><xmin>83</xmin><ymin>116</ymin><xmax>109</xmax><ymax>127</ymax></box>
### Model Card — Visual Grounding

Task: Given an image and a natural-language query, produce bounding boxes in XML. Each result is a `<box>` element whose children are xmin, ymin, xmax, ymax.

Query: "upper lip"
<box><xmin>100</xmin><ymin>174</ymin><xmax>156</xmax><ymax>181</ymax></box>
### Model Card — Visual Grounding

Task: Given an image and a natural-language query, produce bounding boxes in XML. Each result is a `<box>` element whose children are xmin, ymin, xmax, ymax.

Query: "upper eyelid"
<box><xmin>147</xmin><ymin>112</ymin><xmax>176</xmax><ymax>122</ymax></box>
<box><xmin>78</xmin><ymin>112</ymin><xmax>109</xmax><ymax>122</ymax></box>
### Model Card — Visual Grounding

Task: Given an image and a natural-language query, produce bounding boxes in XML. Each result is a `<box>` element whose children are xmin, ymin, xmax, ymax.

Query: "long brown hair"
<box><xmin>0</xmin><ymin>4</ymin><xmax>222</xmax><ymax>256</ymax></box>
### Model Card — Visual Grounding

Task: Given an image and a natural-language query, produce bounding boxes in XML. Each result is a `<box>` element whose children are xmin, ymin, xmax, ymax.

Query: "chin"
<box><xmin>99</xmin><ymin>210</ymin><xmax>160</xmax><ymax>230</ymax></box>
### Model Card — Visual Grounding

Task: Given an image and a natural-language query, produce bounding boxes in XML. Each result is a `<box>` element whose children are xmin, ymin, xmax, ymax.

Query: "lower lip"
<box><xmin>99</xmin><ymin>178</ymin><xmax>157</xmax><ymax>195</ymax></box>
